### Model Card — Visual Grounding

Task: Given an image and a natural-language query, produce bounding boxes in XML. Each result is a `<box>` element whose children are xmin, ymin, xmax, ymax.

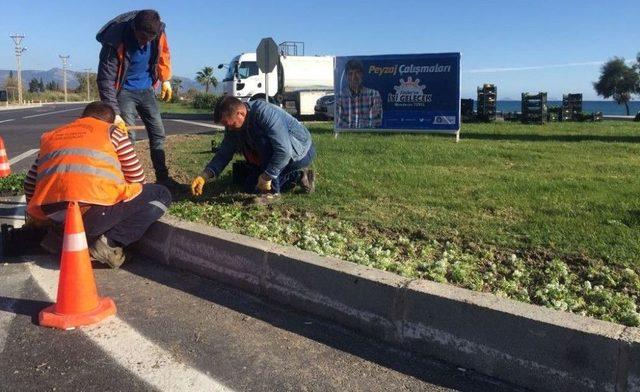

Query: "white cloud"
<box><xmin>464</xmin><ymin>61</ymin><xmax>605</xmax><ymax>74</ymax></box>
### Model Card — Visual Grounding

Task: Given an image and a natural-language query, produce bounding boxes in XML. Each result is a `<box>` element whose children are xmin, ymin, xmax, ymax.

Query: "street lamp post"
<box><xmin>9</xmin><ymin>34</ymin><xmax>27</xmax><ymax>104</ymax></box>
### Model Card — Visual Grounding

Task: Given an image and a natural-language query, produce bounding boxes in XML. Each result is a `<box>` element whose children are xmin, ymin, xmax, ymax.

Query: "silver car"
<box><xmin>314</xmin><ymin>94</ymin><xmax>335</xmax><ymax>120</ymax></box>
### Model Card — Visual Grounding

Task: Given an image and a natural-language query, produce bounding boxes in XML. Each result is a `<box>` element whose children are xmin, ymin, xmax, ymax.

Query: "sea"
<box><xmin>491</xmin><ymin>100</ymin><xmax>640</xmax><ymax>116</ymax></box>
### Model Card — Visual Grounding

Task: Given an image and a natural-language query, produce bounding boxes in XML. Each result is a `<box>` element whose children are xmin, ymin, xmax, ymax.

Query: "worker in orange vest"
<box><xmin>24</xmin><ymin>101</ymin><xmax>171</xmax><ymax>268</ymax></box>
<box><xmin>96</xmin><ymin>9</ymin><xmax>177</xmax><ymax>188</ymax></box>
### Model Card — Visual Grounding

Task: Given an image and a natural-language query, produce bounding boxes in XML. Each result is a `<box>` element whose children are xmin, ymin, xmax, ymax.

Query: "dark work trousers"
<box><xmin>243</xmin><ymin>144</ymin><xmax>316</xmax><ymax>193</ymax></box>
<box><xmin>117</xmin><ymin>87</ymin><xmax>169</xmax><ymax>181</ymax></box>
<box><xmin>81</xmin><ymin>184</ymin><xmax>171</xmax><ymax>246</ymax></box>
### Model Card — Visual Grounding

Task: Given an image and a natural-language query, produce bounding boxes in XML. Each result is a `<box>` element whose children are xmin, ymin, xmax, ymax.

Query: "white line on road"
<box><xmin>9</xmin><ymin>149</ymin><xmax>38</xmax><ymax>165</ymax></box>
<box><xmin>22</xmin><ymin>107</ymin><xmax>83</xmax><ymax>119</ymax></box>
<box><xmin>0</xmin><ymin>119</ymin><xmax>15</xmax><ymax>124</ymax></box>
<box><xmin>169</xmin><ymin>119</ymin><xmax>223</xmax><ymax>130</ymax></box>
<box><xmin>28</xmin><ymin>261</ymin><xmax>233</xmax><ymax>392</ymax></box>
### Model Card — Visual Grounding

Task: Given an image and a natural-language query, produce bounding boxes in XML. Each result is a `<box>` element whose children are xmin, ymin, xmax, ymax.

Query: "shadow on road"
<box><xmin>124</xmin><ymin>258</ymin><xmax>522</xmax><ymax>392</ymax></box>
<box><xmin>0</xmin><ymin>296</ymin><xmax>50</xmax><ymax>324</ymax></box>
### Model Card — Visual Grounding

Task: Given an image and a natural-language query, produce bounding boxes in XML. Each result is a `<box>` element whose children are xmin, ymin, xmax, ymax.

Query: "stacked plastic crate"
<box><xmin>477</xmin><ymin>84</ymin><xmax>497</xmax><ymax>122</ymax></box>
<box><xmin>521</xmin><ymin>92</ymin><xmax>547</xmax><ymax>124</ymax></box>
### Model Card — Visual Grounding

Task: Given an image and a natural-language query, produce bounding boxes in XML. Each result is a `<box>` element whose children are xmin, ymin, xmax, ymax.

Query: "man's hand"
<box><xmin>191</xmin><ymin>176</ymin><xmax>206</xmax><ymax>196</ymax></box>
<box><xmin>257</xmin><ymin>173</ymin><xmax>272</xmax><ymax>192</ymax></box>
<box><xmin>114</xmin><ymin>114</ymin><xmax>128</xmax><ymax>135</ymax></box>
<box><xmin>161</xmin><ymin>81</ymin><xmax>172</xmax><ymax>102</ymax></box>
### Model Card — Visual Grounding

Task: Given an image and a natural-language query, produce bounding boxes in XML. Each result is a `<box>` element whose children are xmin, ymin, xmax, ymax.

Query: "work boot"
<box><xmin>150</xmin><ymin>149</ymin><xmax>169</xmax><ymax>181</ymax></box>
<box><xmin>299</xmin><ymin>169</ymin><xmax>316</xmax><ymax>193</ymax></box>
<box><xmin>89</xmin><ymin>235</ymin><xmax>125</xmax><ymax>269</ymax></box>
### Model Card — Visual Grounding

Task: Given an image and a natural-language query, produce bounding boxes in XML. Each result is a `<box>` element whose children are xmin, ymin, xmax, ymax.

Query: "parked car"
<box><xmin>314</xmin><ymin>94</ymin><xmax>335</xmax><ymax>120</ymax></box>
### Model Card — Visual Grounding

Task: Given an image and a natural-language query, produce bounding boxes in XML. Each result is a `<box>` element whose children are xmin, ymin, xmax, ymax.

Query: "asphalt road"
<box><xmin>0</xmin><ymin>104</ymin><xmax>524</xmax><ymax>391</ymax></box>
<box><xmin>0</xmin><ymin>103</ymin><xmax>218</xmax><ymax>173</ymax></box>
<box><xmin>0</xmin><ymin>254</ymin><xmax>524</xmax><ymax>392</ymax></box>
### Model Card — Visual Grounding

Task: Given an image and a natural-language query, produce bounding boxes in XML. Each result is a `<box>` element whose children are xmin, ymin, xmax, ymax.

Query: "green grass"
<box><xmin>164</xmin><ymin>121</ymin><xmax>640</xmax><ymax>326</ymax></box>
<box><xmin>159</xmin><ymin>101</ymin><xmax>211</xmax><ymax>114</ymax></box>
<box><xmin>0</xmin><ymin>173</ymin><xmax>26</xmax><ymax>196</ymax></box>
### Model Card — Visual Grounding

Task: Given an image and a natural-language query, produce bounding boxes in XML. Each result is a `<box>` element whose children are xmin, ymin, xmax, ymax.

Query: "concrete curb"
<box><xmin>133</xmin><ymin>217</ymin><xmax>640</xmax><ymax>392</ymax></box>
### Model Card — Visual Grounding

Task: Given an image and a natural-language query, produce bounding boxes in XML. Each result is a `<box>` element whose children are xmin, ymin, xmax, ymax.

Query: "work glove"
<box><xmin>191</xmin><ymin>169</ymin><xmax>215</xmax><ymax>196</ymax></box>
<box><xmin>257</xmin><ymin>173</ymin><xmax>272</xmax><ymax>192</ymax></box>
<box><xmin>161</xmin><ymin>81</ymin><xmax>172</xmax><ymax>102</ymax></box>
<box><xmin>114</xmin><ymin>114</ymin><xmax>128</xmax><ymax>135</ymax></box>
<box><xmin>191</xmin><ymin>176</ymin><xmax>205</xmax><ymax>196</ymax></box>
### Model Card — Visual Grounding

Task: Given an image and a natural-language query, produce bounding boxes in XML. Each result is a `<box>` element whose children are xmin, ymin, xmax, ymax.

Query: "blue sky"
<box><xmin>0</xmin><ymin>0</ymin><xmax>637</xmax><ymax>99</ymax></box>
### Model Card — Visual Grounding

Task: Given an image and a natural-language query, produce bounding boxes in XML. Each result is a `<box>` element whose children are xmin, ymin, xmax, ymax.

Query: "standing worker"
<box><xmin>191</xmin><ymin>96</ymin><xmax>316</xmax><ymax>202</ymax></box>
<box><xmin>96</xmin><ymin>9</ymin><xmax>178</xmax><ymax>187</ymax></box>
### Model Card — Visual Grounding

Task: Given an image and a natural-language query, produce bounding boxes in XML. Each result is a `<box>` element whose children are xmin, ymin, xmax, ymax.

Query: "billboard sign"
<box><xmin>334</xmin><ymin>53</ymin><xmax>461</xmax><ymax>137</ymax></box>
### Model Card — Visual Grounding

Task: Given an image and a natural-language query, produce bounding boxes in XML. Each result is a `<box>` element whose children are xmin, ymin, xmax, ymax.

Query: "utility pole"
<box><xmin>59</xmin><ymin>55</ymin><xmax>70</xmax><ymax>103</ymax></box>
<box><xmin>9</xmin><ymin>34</ymin><xmax>27</xmax><ymax>104</ymax></box>
<box><xmin>84</xmin><ymin>68</ymin><xmax>91</xmax><ymax>101</ymax></box>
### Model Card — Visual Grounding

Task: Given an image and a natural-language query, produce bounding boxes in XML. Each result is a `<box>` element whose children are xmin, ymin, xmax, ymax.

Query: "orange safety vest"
<box><xmin>27</xmin><ymin>117</ymin><xmax>142</xmax><ymax>220</ymax></box>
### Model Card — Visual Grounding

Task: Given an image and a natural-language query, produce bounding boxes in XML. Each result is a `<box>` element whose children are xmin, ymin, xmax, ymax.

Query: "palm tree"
<box><xmin>196</xmin><ymin>66</ymin><xmax>218</xmax><ymax>94</ymax></box>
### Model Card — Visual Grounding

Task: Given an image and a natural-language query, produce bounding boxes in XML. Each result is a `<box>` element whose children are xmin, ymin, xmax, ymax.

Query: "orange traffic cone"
<box><xmin>0</xmin><ymin>136</ymin><xmax>10</xmax><ymax>177</ymax></box>
<box><xmin>39</xmin><ymin>201</ymin><xmax>116</xmax><ymax>330</ymax></box>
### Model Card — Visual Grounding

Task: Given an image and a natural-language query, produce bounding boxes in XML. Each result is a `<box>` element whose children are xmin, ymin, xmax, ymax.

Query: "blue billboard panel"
<box><xmin>334</xmin><ymin>53</ymin><xmax>461</xmax><ymax>133</ymax></box>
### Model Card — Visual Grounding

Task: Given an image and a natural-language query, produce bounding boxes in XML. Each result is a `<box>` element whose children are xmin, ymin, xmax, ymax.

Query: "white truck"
<box><xmin>218</xmin><ymin>51</ymin><xmax>334</xmax><ymax>117</ymax></box>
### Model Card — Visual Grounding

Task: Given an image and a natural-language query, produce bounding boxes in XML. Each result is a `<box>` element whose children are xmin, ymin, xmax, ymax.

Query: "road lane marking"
<box><xmin>9</xmin><ymin>148</ymin><xmax>38</xmax><ymax>165</ymax></box>
<box><xmin>22</xmin><ymin>107</ymin><xmax>83</xmax><ymax>119</ymax></box>
<box><xmin>0</xmin><ymin>119</ymin><xmax>15</xmax><ymax>124</ymax></box>
<box><xmin>169</xmin><ymin>119</ymin><xmax>223</xmax><ymax>130</ymax></box>
<box><xmin>28</xmin><ymin>261</ymin><xmax>233</xmax><ymax>391</ymax></box>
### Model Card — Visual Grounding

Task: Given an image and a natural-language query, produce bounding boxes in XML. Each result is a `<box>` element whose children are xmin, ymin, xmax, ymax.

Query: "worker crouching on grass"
<box><xmin>191</xmin><ymin>96</ymin><xmax>316</xmax><ymax>202</ymax></box>
<box><xmin>23</xmin><ymin>102</ymin><xmax>171</xmax><ymax>268</ymax></box>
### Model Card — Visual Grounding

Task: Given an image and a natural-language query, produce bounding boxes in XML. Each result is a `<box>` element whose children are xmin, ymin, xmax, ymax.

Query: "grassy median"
<box><xmin>144</xmin><ymin>120</ymin><xmax>640</xmax><ymax>326</ymax></box>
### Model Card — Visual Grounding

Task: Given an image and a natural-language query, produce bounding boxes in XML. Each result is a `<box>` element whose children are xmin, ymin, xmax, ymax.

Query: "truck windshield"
<box><xmin>238</xmin><ymin>61</ymin><xmax>259</xmax><ymax>79</ymax></box>
<box><xmin>223</xmin><ymin>60</ymin><xmax>238</xmax><ymax>82</ymax></box>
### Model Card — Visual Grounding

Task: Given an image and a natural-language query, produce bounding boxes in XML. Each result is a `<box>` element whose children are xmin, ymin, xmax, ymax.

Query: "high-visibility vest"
<box><xmin>27</xmin><ymin>116</ymin><xmax>142</xmax><ymax>220</ymax></box>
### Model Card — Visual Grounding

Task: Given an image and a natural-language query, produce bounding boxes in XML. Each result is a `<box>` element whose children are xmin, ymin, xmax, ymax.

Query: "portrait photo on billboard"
<box><xmin>334</xmin><ymin>53</ymin><xmax>461</xmax><ymax>133</ymax></box>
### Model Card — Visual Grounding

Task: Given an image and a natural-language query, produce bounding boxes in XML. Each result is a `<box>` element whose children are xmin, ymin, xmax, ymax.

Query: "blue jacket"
<box><xmin>206</xmin><ymin>100</ymin><xmax>313</xmax><ymax>179</ymax></box>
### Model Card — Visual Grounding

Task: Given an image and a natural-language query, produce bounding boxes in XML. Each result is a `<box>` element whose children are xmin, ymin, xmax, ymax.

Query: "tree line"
<box><xmin>2</xmin><ymin>70</ymin><xmax>98</xmax><ymax>96</ymax></box>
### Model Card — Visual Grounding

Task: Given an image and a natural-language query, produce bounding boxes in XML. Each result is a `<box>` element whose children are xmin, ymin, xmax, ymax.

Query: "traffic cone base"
<box><xmin>39</xmin><ymin>297</ymin><xmax>116</xmax><ymax>330</ymax></box>
<box><xmin>38</xmin><ymin>201</ymin><xmax>117</xmax><ymax>330</ymax></box>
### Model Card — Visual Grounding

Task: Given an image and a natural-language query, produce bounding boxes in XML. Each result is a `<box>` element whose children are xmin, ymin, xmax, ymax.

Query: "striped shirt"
<box><xmin>336</xmin><ymin>86</ymin><xmax>383</xmax><ymax>129</ymax></box>
<box><xmin>24</xmin><ymin>127</ymin><xmax>145</xmax><ymax>203</ymax></box>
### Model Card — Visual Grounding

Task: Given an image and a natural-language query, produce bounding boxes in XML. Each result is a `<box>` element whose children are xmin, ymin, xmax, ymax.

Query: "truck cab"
<box><xmin>220</xmin><ymin>53</ymin><xmax>278</xmax><ymax>102</ymax></box>
<box><xmin>220</xmin><ymin>48</ymin><xmax>334</xmax><ymax>117</ymax></box>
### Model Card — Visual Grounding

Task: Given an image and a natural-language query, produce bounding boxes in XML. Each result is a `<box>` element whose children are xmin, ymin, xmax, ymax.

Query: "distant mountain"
<box><xmin>0</xmin><ymin>68</ymin><xmax>205</xmax><ymax>93</ymax></box>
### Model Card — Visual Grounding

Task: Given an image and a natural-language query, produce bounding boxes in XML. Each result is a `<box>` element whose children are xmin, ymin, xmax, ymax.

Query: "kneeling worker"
<box><xmin>191</xmin><ymin>96</ymin><xmax>316</xmax><ymax>198</ymax></box>
<box><xmin>24</xmin><ymin>101</ymin><xmax>171</xmax><ymax>268</ymax></box>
